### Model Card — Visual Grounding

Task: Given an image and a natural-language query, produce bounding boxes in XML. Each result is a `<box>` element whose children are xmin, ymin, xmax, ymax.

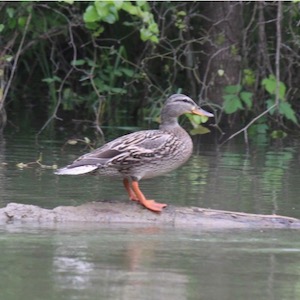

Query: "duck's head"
<box><xmin>161</xmin><ymin>94</ymin><xmax>213</xmax><ymax>124</ymax></box>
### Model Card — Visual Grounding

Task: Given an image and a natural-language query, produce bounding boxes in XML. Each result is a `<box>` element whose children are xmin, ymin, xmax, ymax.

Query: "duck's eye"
<box><xmin>174</xmin><ymin>98</ymin><xmax>193</xmax><ymax>104</ymax></box>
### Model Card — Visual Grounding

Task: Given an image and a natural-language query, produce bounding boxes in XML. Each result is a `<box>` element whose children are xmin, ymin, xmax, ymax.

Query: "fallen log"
<box><xmin>0</xmin><ymin>201</ymin><xmax>300</xmax><ymax>229</ymax></box>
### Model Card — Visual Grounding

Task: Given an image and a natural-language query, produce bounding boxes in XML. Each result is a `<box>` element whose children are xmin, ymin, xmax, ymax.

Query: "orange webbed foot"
<box><xmin>123</xmin><ymin>179</ymin><xmax>168</xmax><ymax>212</ymax></box>
<box><xmin>140</xmin><ymin>199</ymin><xmax>167</xmax><ymax>212</ymax></box>
<box><xmin>130</xmin><ymin>180</ymin><xmax>167</xmax><ymax>213</ymax></box>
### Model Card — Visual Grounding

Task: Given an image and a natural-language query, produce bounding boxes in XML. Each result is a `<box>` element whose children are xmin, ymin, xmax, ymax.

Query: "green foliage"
<box><xmin>0</xmin><ymin>3</ymin><xmax>31</xmax><ymax>33</ymax></box>
<box><xmin>79</xmin><ymin>46</ymin><xmax>136</xmax><ymax>96</ymax></box>
<box><xmin>175</xmin><ymin>10</ymin><xmax>187</xmax><ymax>30</ymax></box>
<box><xmin>185</xmin><ymin>114</ymin><xmax>211</xmax><ymax>135</ymax></box>
<box><xmin>2</xmin><ymin>1</ymin><xmax>300</xmax><ymax>138</ymax></box>
<box><xmin>249</xmin><ymin>75</ymin><xmax>298</xmax><ymax>140</ymax></box>
<box><xmin>249</xmin><ymin>116</ymin><xmax>269</xmax><ymax>136</ymax></box>
<box><xmin>270</xmin><ymin>130</ymin><xmax>287</xmax><ymax>139</ymax></box>
<box><xmin>262</xmin><ymin>75</ymin><xmax>298</xmax><ymax>124</ymax></box>
<box><xmin>242</xmin><ymin>69</ymin><xmax>255</xmax><ymax>87</ymax></box>
<box><xmin>67</xmin><ymin>45</ymin><xmax>140</xmax><ymax>122</ymax></box>
<box><xmin>222</xmin><ymin>84</ymin><xmax>253</xmax><ymax>114</ymax></box>
<box><xmin>262</xmin><ymin>75</ymin><xmax>286</xmax><ymax>101</ymax></box>
<box><xmin>83</xmin><ymin>1</ymin><xmax>159</xmax><ymax>43</ymax></box>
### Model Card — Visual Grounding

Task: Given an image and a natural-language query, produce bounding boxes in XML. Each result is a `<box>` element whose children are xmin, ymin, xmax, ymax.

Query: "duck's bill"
<box><xmin>192</xmin><ymin>107</ymin><xmax>214</xmax><ymax>117</ymax></box>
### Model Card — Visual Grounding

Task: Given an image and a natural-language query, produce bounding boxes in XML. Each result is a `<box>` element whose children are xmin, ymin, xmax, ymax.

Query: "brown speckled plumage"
<box><xmin>55</xmin><ymin>94</ymin><xmax>213</xmax><ymax>212</ymax></box>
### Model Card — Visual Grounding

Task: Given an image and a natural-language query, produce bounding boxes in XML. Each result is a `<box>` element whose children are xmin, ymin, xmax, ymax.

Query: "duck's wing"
<box><xmin>55</xmin><ymin>130</ymin><xmax>176</xmax><ymax>175</ymax></box>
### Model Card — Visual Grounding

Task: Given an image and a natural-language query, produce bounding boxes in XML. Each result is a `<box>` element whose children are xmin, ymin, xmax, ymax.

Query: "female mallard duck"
<box><xmin>55</xmin><ymin>94</ymin><xmax>213</xmax><ymax>212</ymax></box>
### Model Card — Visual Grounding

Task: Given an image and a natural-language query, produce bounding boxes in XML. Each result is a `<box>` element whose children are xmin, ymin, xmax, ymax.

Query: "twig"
<box><xmin>275</xmin><ymin>1</ymin><xmax>282</xmax><ymax>107</ymax></box>
<box><xmin>36</xmin><ymin>20</ymin><xmax>76</xmax><ymax>138</ymax></box>
<box><xmin>222</xmin><ymin>103</ymin><xmax>277</xmax><ymax>145</ymax></box>
<box><xmin>222</xmin><ymin>3</ymin><xmax>283</xmax><ymax>146</ymax></box>
<box><xmin>0</xmin><ymin>13</ymin><xmax>32</xmax><ymax>111</ymax></box>
<box><xmin>89</xmin><ymin>40</ymin><xmax>105</xmax><ymax>140</ymax></box>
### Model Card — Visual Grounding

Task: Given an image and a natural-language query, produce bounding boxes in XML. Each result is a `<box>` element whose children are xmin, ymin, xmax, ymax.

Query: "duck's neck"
<box><xmin>159</xmin><ymin>115</ymin><xmax>187</xmax><ymax>136</ymax></box>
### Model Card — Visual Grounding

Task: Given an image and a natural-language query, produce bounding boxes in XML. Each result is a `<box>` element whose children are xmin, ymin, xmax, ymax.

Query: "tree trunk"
<box><xmin>199</xmin><ymin>2</ymin><xmax>243</xmax><ymax>105</ymax></box>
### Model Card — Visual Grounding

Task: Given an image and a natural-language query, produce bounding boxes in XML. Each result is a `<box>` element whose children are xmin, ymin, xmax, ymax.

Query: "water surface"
<box><xmin>1</xmin><ymin>223</ymin><xmax>300</xmax><ymax>300</ymax></box>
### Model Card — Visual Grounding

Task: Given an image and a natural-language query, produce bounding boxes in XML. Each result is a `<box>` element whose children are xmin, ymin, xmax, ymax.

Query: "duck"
<box><xmin>55</xmin><ymin>94</ymin><xmax>213</xmax><ymax>212</ymax></box>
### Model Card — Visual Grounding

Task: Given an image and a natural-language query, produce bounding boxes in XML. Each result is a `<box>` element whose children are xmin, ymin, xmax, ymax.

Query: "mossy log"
<box><xmin>0</xmin><ymin>201</ymin><xmax>300</xmax><ymax>229</ymax></box>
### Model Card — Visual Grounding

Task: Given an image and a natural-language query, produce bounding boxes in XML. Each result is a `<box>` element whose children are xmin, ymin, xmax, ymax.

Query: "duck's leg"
<box><xmin>123</xmin><ymin>178</ymin><xmax>139</xmax><ymax>201</ymax></box>
<box><xmin>131</xmin><ymin>180</ymin><xmax>167</xmax><ymax>212</ymax></box>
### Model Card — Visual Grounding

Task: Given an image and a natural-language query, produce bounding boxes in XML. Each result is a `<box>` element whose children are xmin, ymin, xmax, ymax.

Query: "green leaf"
<box><xmin>94</xmin><ymin>2</ymin><xmax>118</xmax><ymax>23</ymax></box>
<box><xmin>103</xmin><ymin>13</ymin><xmax>118</xmax><ymax>24</ymax></box>
<box><xmin>67</xmin><ymin>139</ymin><xmax>78</xmax><ymax>145</ymax></box>
<box><xmin>83</xmin><ymin>5</ymin><xmax>100</xmax><ymax>23</ymax></box>
<box><xmin>149</xmin><ymin>22</ymin><xmax>159</xmax><ymax>34</ymax></box>
<box><xmin>243</xmin><ymin>69</ymin><xmax>255</xmax><ymax>86</ymax></box>
<box><xmin>266</xmin><ymin>99</ymin><xmax>276</xmax><ymax>114</ymax></box>
<box><xmin>84</xmin><ymin>137</ymin><xmax>91</xmax><ymax>144</ymax></box>
<box><xmin>249</xmin><ymin>123</ymin><xmax>269</xmax><ymax>135</ymax></box>
<box><xmin>112</xmin><ymin>69</ymin><xmax>122</xmax><ymax>76</ymax></box>
<box><xmin>18</xmin><ymin>16</ymin><xmax>27</xmax><ymax>27</ymax></box>
<box><xmin>110</xmin><ymin>87</ymin><xmax>127</xmax><ymax>94</ymax></box>
<box><xmin>61</xmin><ymin>0</ymin><xmax>74</xmax><ymax>4</ymax></box>
<box><xmin>262</xmin><ymin>75</ymin><xmax>286</xmax><ymax>100</ymax></box>
<box><xmin>185</xmin><ymin>114</ymin><xmax>209</xmax><ymax>126</ymax></box>
<box><xmin>224</xmin><ymin>84</ymin><xmax>241</xmax><ymax>94</ymax></box>
<box><xmin>86</xmin><ymin>59</ymin><xmax>98</xmax><ymax>67</ymax></box>
<box><xmin>262</xmin><ymin>75</ymin><xmax>277</xmax><ymax>95</ymax></box>
<box><xmin>279</xmin><ymin>102</ymin><xmax>298</xmax><ymax>124</ymax></box>
<box><xmin>6</xmin><ymin>7</ymin><xmax>15</xmax><ymax>18</ymax></box>
<box><xmin>140</xmin><ymin>26</ymin><xmax>159</xmax><ymax>43</ymax></box>
<box><xmin>120</xmin><ymin>67</ymin><xmax>134</xmax><ymax>77</ymax></box>
<box><xmin>271</xmin><ymin>130</ymin><xmax>287</xmax><ymax>139</ymax></box>
<box><xmin>71</xmin><ymin>59</ymin><xmax>86</xmax><ymax>66</ymax></box>
<box><xmin>279</xmin><ymin>81</ymin><xmax>286</xmax><ymax>100</ymax></box>
<box><xmin>177</xmin><ymin>10</ymin><xmax>187</xmax><ymax>17</ymax></box>
<box><xmin>0</xmin><ymin>24</ymin><xmax>4</xmax><ymax>32</ymax></box>
<box><xmin>93</xmin><ymin>26</ymin><xmax>105</xmax><ymax>36</ymax></box>
<box><xmin>223</xmin><ymin>94</ymin><xmax>243</xmax><ymax>114</ymax></box>
<box><xmin>85</xmin><ymin>22</ymin><xmax>99</xmax><ymax>30</ymax></box>
<box><xmin>256</xmin><ymin>123</ymin><xmax>269</xmax><ymax>134</ymax></box>
<box><xmin>42</xmin><ymin>76</ymin><xmax>62</xmax><ymax>84</ymax></box>
<box><xmin>121</xmin><ymin>2</ymin><xmax>139</xmax><ymax>15</ymax></box>
<box><xmin>240</xmin><ymin>91</ymin><xmax>253</xmax><ymax>108</ymax></box>
<box><xmin>190</xmin><ymin>125</ymin><xmax>211</xmax><ymax>135</ymax></box>
<box><xmin>113</xmin><ymin>0</ymin><xmax>124</xmax><ymax>9</ymax></box>
<box><xmin>4</xmin><ymin>55</ymin><xmax>13</xmax><ymax>62</ymax></box>
<box><xmin>136</xmin><ymin>0</ymin><xmax>148</xmax><ymax>8</ymax></box>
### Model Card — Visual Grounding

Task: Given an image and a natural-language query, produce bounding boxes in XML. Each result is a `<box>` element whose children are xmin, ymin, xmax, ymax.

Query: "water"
<box><xmin>1</xmin><ymin>224</ymin><xmax>300</xmax><ymax>300</ymax></box>
<box><xmin>1</xmin><ymin>132</ymin><xmax>300</xmax><ymax>299</ymax></box>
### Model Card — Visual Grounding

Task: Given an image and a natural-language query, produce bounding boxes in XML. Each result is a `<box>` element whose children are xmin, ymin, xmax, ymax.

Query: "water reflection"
<box><xmin>50</xmin><ymin>226</ymin><xmax>190</xmax><ymax>299</ymax></box>
<box><xmin>1</xmin><ymin>224</ymin><xmax>300</xmax><ymax>300</ymax></box>
<box><xmin>0</xmin><ymin>135</ymin><xmax>8</xmax><ymax>207</ymax></box>
<box><xmin>191</xmin><ymin>140</ymin><xmax>300</xmax><ymax>218</ymax></box>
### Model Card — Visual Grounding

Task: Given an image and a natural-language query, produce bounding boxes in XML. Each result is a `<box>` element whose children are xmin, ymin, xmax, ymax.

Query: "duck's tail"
<box><xmin>54</xmin><ymin>165</ymin><xmax>98</xmax><ymax>175</ymax></box>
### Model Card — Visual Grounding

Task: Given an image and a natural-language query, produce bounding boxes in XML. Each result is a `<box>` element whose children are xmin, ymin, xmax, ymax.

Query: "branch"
<box><xmin>0</xmin><ymin>13</ymin><xmax>32</xmax><ymax>111</ymax></box>
<box><xmin>221</xmin><ymin>104</ymin><xmax>277</xmax><ymax>145</ymax></box>
<box><xmin>222</xmin><ymin>3</ymin><xmax>283</xmax><ymax>146</ymax></box>
<box><xmin>275</xmin><ymin>2</ymin><xmax>282</xmax><ymax>107</ymax></box>
<box><xmin>36</xmin><ymin>68</ymin><xmax>73</xmax><ymax>138</ymax></box>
